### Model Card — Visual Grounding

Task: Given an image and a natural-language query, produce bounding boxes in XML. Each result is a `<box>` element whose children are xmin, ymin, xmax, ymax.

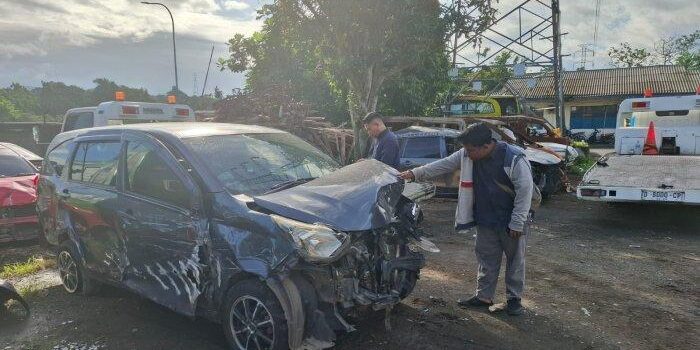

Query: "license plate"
<box><xmin>640</xmin><ymin>190</ymin><xmax>685</xmax><ymax>202</ymax></box>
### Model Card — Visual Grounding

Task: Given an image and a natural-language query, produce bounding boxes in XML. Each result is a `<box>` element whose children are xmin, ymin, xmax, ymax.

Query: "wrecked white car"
<box><xmin>38</xmin><ymin>123</ymin><xmax>437</xmax><ymax>350</ymax></box>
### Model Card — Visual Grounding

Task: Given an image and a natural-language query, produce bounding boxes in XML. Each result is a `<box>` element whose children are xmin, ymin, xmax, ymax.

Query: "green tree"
<box><xmin>89</xmin><ymin>78</ymin><xmax>154</xmax><ymax>105</ymax></box>
<box><xmin>677</xmin><ymin>51</ymin><xmax>700</xmax><ymax>71</ymax></box>
<box><xmin>0</xmin><ymin>96</ymin><xmax>21</xmax><ymax>121</ymax></box>
<box><xmin>0</xmin><ymin>83</ymin><xmax>40</xmax><ymax>116</ymax></box>
<box><xmin>219</xmin><ymin>0</ymin><xmax>495</xmax><ymax>156</ymax></box>
<box><xmin>608</xmin><ymin>42</ymin><xmax>652</xmax><ymax>67</ymax></box>
<box><xmin>37</xmin><ymin>81</ymin><xmax>88</xmax><ymax>116</ymax></box>
<box><xmin>674</xmin><ymin>30</ymin><xmax>700</xmax><ymax>71</ymax></box>
<box><xmin>653</xmin><ymin>31</ymin><xmax>700</xmax><ymax>65</ymax></box>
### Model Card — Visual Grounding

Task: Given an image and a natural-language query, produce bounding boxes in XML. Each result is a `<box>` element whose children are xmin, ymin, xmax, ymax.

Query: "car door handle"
<box><xmin>118</xmin><ymin>209</ymin><xmax>137</xmax><ymax>229</ymax></box>
<box><xmin>119</xmin><ymin>209</ymin><xmax>136</xmax><ymax>220</ymax></box>
<box><xmin>58</xmin><ymin>189</ymin><xmax>70</xmax><ymax>199</ymax></box>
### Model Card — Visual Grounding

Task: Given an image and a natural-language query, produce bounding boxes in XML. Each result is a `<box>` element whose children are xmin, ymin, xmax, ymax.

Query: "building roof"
<box><xmin>502</xmin><ymin>65</ymin><xmax>700</xmax><ymax>100</ymax></box>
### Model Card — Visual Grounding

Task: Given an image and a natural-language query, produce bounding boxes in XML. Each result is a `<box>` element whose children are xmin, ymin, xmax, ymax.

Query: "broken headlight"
<box><xmin>271</xmin><ymin>215</ymin><xmax>348</xmax><ymax>262</ymax></box>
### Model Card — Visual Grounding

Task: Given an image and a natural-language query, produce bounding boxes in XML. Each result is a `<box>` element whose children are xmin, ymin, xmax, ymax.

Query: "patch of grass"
<box><xmin>568</xmin><ymin>156</ymin><xmax>597</xmax><ymax>176</ymax></box>
<box><xmin>0</xmin><ymin>256</ymin><xmax>55</xmax><ymax>279</ymax></box>
<box><xmin>18</xmin><ymin>283</ymin><xmax>46</xmax><ymax>299</ymax></box>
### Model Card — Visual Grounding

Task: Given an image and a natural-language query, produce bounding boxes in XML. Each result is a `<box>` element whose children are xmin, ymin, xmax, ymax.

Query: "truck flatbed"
<box><xmin>578</xmin><ymin>154</ymin><xmax>700</xmax><ymax>204</ymax></box>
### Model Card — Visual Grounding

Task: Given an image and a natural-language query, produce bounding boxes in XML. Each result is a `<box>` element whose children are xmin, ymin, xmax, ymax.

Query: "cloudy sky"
<box><xmin>1</xmin><ymin>0</ymin><xmax>699</xmax><ymax>95</ymax></box>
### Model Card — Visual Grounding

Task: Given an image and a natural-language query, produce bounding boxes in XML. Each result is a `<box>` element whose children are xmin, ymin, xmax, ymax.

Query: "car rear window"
<box><xmin>402</xmin><ymin>137</ymin><xmax>442</xmax><ymax>158</ymax></box>
<box><xmin>0</xmin><ymin>149</ymin><xmax>36</xmax><ymax>177</ymax></box>
<box><xmin>70</xmin><ymin>142</ymin><xmax>120</xmax><ymax>186</ymax></box>
<box><xmin>63</xmin><ymin>111</ymin><xmax>94</xmax><ymax>131</ymax></box>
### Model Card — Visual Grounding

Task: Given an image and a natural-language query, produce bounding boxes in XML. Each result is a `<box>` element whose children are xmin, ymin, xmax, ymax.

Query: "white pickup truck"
<box><xmin>577</xmin><ymin>94</ymin><xmax>700</xmax><ymax>205</ymax></box>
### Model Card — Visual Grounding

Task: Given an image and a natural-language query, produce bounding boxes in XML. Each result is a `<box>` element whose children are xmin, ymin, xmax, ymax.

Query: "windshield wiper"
<box><xmin>263</xmin><ymin>177</ymin><xmax>316</xmax><ymax>194</ymax></box>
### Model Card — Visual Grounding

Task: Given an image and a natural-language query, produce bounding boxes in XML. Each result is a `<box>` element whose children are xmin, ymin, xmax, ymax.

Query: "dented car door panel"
<box><xmin>118</xmin><ymin>134</ymin><xmax>208</xmax><ymax>316</ymax></box>
<box><xmin>62</xmin><ymin>138</ymin><xmax>124</xmax><ymax>280</ymax></box>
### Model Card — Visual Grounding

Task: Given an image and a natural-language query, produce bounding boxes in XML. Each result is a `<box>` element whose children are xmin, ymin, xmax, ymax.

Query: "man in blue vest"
<box><xmin>399</xmin><ymin>123</ymin><xmax>533</xmax><ymax>315</ymax></box>
<box><xmin>363</xmin><ymin>112</ymin><xmax>400</xmax><ymax>168</ymax></box>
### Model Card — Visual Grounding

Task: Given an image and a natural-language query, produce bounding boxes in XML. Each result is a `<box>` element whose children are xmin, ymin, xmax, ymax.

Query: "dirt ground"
<box><xmin>1</xmin><ymin>194</ymin><xmax>698</xmax><ymax>350</ymax></box>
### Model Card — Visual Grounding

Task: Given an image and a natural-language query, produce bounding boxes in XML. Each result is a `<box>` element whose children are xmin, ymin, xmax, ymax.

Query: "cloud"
<box><xmin>222</xmin><ymin>1</ymin><xmax>250</xmax><ymax>11</ymax></box>
<box><xmin>0</xmin><ymin>0</ymin><xmax>261</xmax><ymax>59</ymax></box>
<box><xmin>455</xmin><ymin>0</ymin><xmax>700</xmax><ymax>70</ymax></box>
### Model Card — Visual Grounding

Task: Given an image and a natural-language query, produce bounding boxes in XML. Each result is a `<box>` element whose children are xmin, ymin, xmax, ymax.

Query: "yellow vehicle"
<box><xmin>445</xmin><ymin>95</ymin><xmax>521</xmax><ymax>118</ymax></box>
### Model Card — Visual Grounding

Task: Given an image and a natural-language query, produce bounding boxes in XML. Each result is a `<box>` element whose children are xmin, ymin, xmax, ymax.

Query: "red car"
<box><xmin>0</xmin><ymin>143</ymin><xmax>41</xmax><ymax>243</ymax></box>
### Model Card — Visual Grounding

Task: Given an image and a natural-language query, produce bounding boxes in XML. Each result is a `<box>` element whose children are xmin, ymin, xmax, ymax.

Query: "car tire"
<box><xmin>222</xmin><ymin>280</ymin><xmax>289</xmax><ymax>350</ymax></box>
<box><xmin>57</xmin><ymin>241</ymin><xmax>98</xmax><ymax>295</ymax></box>
<box><xmin>540</xmin><ymin>166</ymin><xmax>562</xmax><ymax>199</ymax></box>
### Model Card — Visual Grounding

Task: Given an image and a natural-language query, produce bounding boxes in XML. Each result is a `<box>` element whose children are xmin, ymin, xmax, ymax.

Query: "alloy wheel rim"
<box><xmin>229</xmin><ymin>296</ymin><xmax>275</xmax><ymax>350</ymax></box>
<box><xmin>58</xmin><ymin>251</ymin><xmax>79</xmax><ymax>293</ymax></box>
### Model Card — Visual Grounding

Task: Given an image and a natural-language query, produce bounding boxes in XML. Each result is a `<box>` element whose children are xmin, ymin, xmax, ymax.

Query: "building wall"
<box><xmin>528</xmin><ymin>98</ymin><xmax>624</xmax><ymax>134</ymax></box>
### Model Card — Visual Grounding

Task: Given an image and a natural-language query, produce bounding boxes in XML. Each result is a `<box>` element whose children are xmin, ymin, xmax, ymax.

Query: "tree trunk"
<box><xmin>348</xmin><ymin>65</ymin><xmax>384</xmax><ymax>160</ymax></box>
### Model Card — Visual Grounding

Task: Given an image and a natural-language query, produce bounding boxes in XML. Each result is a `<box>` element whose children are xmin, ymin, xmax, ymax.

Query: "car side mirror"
<box><xmin>163</xmin><ymin>179</ymin><xmax>185</xmax><ymax>193</ymax></box>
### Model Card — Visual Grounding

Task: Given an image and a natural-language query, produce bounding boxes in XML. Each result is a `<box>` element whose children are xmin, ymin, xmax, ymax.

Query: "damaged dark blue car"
<box><xmin>37</xmin><ymin>123</ymin><xmax>437</xmax><ymax>350</ymax></box>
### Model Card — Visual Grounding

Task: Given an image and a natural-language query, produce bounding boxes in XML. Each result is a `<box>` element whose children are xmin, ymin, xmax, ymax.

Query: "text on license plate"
<box><xmin>640</xmin><ymin>190</ymin><xmax>685</xmax><ymax>202</ymax></box>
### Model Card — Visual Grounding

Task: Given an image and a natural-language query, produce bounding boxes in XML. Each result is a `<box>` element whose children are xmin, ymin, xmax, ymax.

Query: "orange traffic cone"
<box><xmin>642</xmin><ymin>121</ymin><xmax>658</xmax><ymax>155</ymax></box>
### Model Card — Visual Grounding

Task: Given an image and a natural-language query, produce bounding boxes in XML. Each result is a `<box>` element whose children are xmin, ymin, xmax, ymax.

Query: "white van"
<box><xmin>62</xmin><ymin>99</ymin><xmax>195</xmax><ymax>132</ymax></box>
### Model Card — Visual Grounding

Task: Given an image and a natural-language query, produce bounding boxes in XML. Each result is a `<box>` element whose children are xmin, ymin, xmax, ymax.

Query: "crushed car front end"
<box><xmin>205</xmin><ymin>160</ymin><xmax>435</xmax><ymax>350</ymax></box>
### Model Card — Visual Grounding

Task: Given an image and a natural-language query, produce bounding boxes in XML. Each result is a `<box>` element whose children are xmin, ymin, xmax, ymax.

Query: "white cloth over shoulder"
<box><xmin>410</xmin><ymin>149</ymin><xmax>475</xmax><ymax>230</ymax></box>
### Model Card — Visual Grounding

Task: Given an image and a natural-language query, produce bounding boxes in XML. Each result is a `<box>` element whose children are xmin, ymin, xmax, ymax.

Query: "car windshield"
<box><xmin>183</xmin><ymin>133</ymin><xmax>339</xmax><ymax>195</ymax></box>
<box><xmin>0</xmin><ymin>150</ymin><xmax>36</xmax><ymax>177</ymax></box>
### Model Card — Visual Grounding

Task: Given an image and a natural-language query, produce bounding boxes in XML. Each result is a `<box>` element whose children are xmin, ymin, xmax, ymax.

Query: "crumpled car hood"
<box><xmin>253</xmin><ymin>160</ymin><xmax>404</xmax><ymax>232</ymax></box>
<box><xmin>0</xmin><ymin>175</ymin><xmax>37</xmax><ymax>208</ymax></box>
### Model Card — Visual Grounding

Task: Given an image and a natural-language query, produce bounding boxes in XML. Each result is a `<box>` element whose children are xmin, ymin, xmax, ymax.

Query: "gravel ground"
<box><xmin>1</xmin><ymin>194</ymin><xmax>698</xmax><ymax>350</ymax></box>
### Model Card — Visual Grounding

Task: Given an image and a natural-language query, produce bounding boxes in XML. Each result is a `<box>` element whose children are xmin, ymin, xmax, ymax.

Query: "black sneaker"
<box><xmin>457</xmin><ymin>296</ymin><xmax>493</xmax><ymax>308</ymax></box>
<box><xmin>506</xmin><ymin>298</ymin><xmax>523</xmax><ymax>316</ymax></box>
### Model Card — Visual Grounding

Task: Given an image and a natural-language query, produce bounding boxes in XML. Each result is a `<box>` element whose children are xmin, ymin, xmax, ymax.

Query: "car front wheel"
<box><xmin>222</xmin><ymin>280</ymin><xmax>288</xmax><ymax>350</ymax></box>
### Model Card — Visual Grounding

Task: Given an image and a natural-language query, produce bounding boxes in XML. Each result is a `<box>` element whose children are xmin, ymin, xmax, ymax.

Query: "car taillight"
<box><xmin>580</xmin><ymin>188</ymin><xmax>607</xmax><ymax>197</ymax></box>
<box><xmin>33</xmin><ymin>174</ymin><xmax>39</xmax><ymax>187</ymax></box>
<box><xmin>122</xmin><ymin>106</ymin><xmax>139</xmax><ymax>115</ymax></box>
<box><xmin>632</xmin><ymin>101</ymin><xmax>649</xmax><ymax>109</ymax></box>
<box><xmin>176</xmin><ymin>108</ymin><xmax>190</xmax><ymax>117</ymax></box>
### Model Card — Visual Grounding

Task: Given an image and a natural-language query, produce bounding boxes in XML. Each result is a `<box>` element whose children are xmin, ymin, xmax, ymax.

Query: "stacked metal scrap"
<box><xmin>213</xmin><ymin>88</ymin><xmax>355</xmax><ymax>165</ymax></box>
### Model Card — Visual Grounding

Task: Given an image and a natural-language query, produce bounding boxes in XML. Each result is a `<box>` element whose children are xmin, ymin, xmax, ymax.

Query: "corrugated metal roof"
<box><xmin>502</xmin><ymin>65</ymin><xmax>700</xmax><ymax>100</ymax></box>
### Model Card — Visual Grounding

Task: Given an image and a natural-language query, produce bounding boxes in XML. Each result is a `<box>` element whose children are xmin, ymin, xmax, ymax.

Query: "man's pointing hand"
<box><xmin>398</xmin><ymin>170</ymin><xmax>415</xmax><ymax>181</ymax></box>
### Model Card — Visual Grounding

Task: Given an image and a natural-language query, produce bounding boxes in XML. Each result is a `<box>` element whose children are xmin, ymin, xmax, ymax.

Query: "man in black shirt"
<box><xmin>362</xmin><ymin>112</ymin><xmax>400</xmax><ymax>168</ymax></box>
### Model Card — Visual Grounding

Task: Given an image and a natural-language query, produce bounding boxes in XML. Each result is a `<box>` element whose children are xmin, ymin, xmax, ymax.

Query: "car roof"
<box><xmin>50</xmin><ymin>122</ymin><xmax>287</xmax><ymax>148</ymax></box>
<box><xmin>394</xmin><ymin>126</ymin><xmax>462</xmax><ymax>138</ymax></box>
<box><xmin>0</xmin><ymin>143</ymin><xmax>42</xmax><ymax>161</ymax></box>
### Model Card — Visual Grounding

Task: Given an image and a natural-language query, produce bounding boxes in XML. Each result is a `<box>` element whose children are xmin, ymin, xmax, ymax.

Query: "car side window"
<box><xmin>402</xmin><ymin>137</ymin><xmax>442</xmax><ymax>158</ymax></box>
<box><xmin>44</xmin><ymin>142</ymin><xmax>71</xmax><ymax>176</ymax></box>
<box><xmin>69</xmin><ymin>142</ymin><xmax>120</xmax><ymax>186</ymax></box>
<box><xmin>125</xmin><ymin>141</ymin><xmax>189</xmax><ymax>209</ymax></box>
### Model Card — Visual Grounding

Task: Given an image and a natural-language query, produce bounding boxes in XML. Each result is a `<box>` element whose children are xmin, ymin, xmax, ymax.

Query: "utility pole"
<box><xmin>201</xmin><ymin>45</ymin><xmax>215</xmax><ymax>96</ymax></box>
<box><xmin>552</xmin><ymin>0</ymin><xmax>564</xmax><ymax>130</ymax></box>
<box><xmin>142</xmin><ymin>2</ymin><xmax>179</xmax><ymax>95</ymax></box>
